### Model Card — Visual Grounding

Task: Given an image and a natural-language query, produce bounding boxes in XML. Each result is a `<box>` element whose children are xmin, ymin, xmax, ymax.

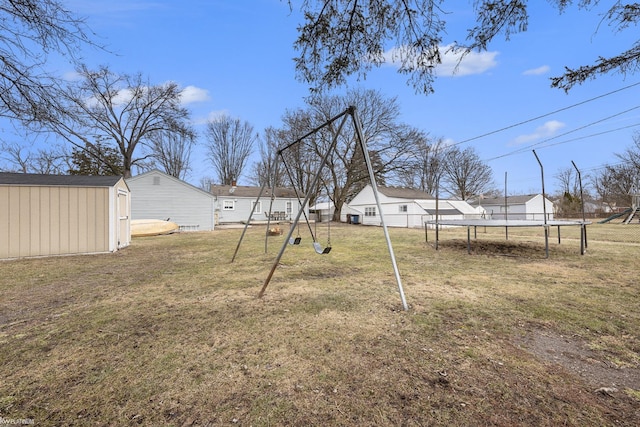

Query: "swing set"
<box><xmin>279</xmin><ymin>151</ymin><xmax>331</xmax><ymax>253</ymax></box>
<box><xmin>230</xmin><ymin>106</ymin><xmax>408</xmax><ymax>311</ymax></box>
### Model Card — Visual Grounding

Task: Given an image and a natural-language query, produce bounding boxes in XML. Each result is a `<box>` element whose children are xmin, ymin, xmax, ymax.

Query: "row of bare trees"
<box><xmin>1</xmin><ymin>0</ymin><xmax>638</xmax><ymax>199</ymax></box>
<box><xmin>553</xmin><ymin>134</ymin><xmax>640</xmax><ymax>216</ymax></box>
<box><xmin>0</xmin><ymin>62</ymin><xmax>257</xmax><ymax>182</ymax></box>
<box><xmin>0</xmin><ymin>1</ymin><xmax>254</xmax><ymax>181</ymax></box>
<box><xmin>246</xmin><ymin>89</ymin><xmax>495</xmax><ymax>220</ymax></box>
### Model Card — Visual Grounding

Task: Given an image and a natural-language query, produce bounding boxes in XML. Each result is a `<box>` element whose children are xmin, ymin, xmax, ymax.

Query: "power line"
<box><xmin>453</xmin><ymin>81</ymin><xmax>640</xmax><ymax>146</ymax></box>
<box><xmin>485</xmin><ymin>106</ymin><xmax>640</xmax><ymax>161</ymax></box>
<box><xmin>526</xmin><ymin>122</ymin><xmax>640</xmax><ymax>152</ymax></box>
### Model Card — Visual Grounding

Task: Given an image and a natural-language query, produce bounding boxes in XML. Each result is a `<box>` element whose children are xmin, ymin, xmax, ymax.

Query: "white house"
<box><xmin>210</xmin><ymin>184</ymin><xmax>308</xmax><ymax>224</ymax></box>
<box><xmin>418</xmin><ymin>199</ymin><xmax>485</xmax><ymax>225</ymax></box>
<box><xmin>309</xmin><ymin>201</ymin><xmax>334</xmax><ymax>222</ymax></box>
<box><xmin>126</xmin><ymin>170</ymin><xmax>215</xmax><ymax>231</ymax></box>
<box><xmin>473</xmin><ymin>194</ymin><xmax>555</xmax><ymax>221</ymax></box>
<box><xmin>343</xmin><ymin>185</ymin><xmax>483</xmax><ymax>228</ymax></box>
<box><xmin>1</xmin><ymin>172</ymin><xmax>130</xmax><ymax>259</ymax></box>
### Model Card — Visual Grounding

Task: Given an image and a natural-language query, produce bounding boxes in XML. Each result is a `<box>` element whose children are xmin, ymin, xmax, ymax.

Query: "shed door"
<box><xmin>117</xmin><ymin>190</ymin><xmax>129</xmax><ymax>248</ymax></box>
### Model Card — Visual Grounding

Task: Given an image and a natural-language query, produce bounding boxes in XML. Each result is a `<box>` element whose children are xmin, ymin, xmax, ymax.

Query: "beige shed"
<box><xmin>0</xmin><ymin>173</ymin><xmax>131</xmax><ymax>259</ymax></box>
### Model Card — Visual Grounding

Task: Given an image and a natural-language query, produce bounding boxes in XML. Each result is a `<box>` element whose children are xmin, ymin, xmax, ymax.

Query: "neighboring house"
<box><xmin>343</xmin><ymin>185</ymin><xmax>483</xmax><ymax>228</ymax></box>
<box><xmin>0</xmin><ymin>172</ymin><xmax>130</xmax><ymax>259</ymax></box>
<box><xmin>472</xmin><ymin>194</ymin><xmax>555</xmax><ymax>221</ymax></box>
<box><xmin>419</xmin><ymin>199</ymin><xmax>485</xmax><ymax>225</ymax></box>
<box><xmin>309</xmin><ymin>201</ymin><xmax>334</xmax><ymax>222</ymax></box>
<box><xmin>210</xmin><ymin>184</ymin><xmax>307</xmax><ymax>224</ymax></box>
<box><xmin>126</xmin><ymin>170</ymin><xmax>215</xmax><ymax>231</ymax></box>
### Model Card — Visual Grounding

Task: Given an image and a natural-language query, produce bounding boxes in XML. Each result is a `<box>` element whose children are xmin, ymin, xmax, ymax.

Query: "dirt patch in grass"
<box><xmin>516</xmin><ymin>326</ymin><xmax>640</xmax><ymax>392</ymax></box>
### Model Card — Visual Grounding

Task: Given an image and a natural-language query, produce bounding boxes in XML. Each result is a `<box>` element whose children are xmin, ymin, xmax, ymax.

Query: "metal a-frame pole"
<box><xmin>351</xmin><ymin>107</ymin><xmax>409</xmax><ymax>311</ymax></box>
<box><xmin>264</xmin><ymin>171</ymin><xmax>279</xmax><ymax>254</ymax></box>
<box><xmin>231</xmin><ymin>181</ymin><xmax>268</xmax><ymax>263</ymax></box>
<box><xmin>258</xmin><ymin>112</ymin><xmax>350</xmax><ymax>298</ymax></box>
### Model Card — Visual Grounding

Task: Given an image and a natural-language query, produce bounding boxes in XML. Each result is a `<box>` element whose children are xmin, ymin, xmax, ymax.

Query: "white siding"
<box><xmin>215</xmin><ymin>195</ymin><xmax>301</xmax><ymax>223</ymax></box>
<box><xmin>481</xmin><ymin>195</ymin><xmax>554</xmax><ymax>221</ymax></box>
<box><xmin>127</xmin><ymin>171</ymin><xmax>215</xmax><ymax>231</ymax></box>
<box><xmin>345</xmin><ymin>185</ymin><xmax>479</xmax><ymax>228</ymax></box>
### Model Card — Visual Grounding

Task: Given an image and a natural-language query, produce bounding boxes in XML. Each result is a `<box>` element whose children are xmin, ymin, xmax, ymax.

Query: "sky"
<box><xmin>23</xmin><ymin>1</ymin><xmax>640</xmax><ymax>195</ymax></box>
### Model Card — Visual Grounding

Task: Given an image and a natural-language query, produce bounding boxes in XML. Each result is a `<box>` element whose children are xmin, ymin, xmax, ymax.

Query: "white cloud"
<box><xmin>437</xmin><ymin>45</ymin><xmax>498</xmax><ymax>77</ymax></box>
<box><xmin>512</xmin><ymin>120</ymin><xmax>565</xmax><ymax>145</ymax></box>
<box><xmin>83</xmin><ymin>87</ymin><xmax>135</xmax><ymax>108</ymax></box>
<box><xmin>179</xmin><ymin>85</ymin><xmax>211</xmax><ymax>104</ymax></box>
<box><xmin>62</xmin><ymin>70</ymin><xmax>82</xmax><ymax>81</ymax></box>
<box><xmin>191</xmin><ymin>109</ymin><xmax>229</xmax><ymax>126</ymax></box>
<box><xmin>523</xmin><ymin>65</ymin><xmax>550</xmax><ymax>76</ymax></box>
<box><xmin>382</xmin><ymin>43</ymin><xmax>498</xmax><ymax>77</ymax></box>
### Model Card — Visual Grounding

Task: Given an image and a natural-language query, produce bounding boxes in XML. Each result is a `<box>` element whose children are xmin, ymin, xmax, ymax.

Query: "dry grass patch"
<box><xmin>1</xmin><ymin>223</ymin><xmax>639</xmax><ymax>425</ymax></box>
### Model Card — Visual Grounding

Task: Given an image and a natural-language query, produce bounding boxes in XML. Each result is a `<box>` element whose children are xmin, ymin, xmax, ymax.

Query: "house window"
<box><xmin>252</xmin><ymin>201</ymin><xmax>262</xmax><ymax>214</ymax></box>
<box><xmin>286</xmin><ymin>201</ymin><xmax>292</xmax><ymax>214</ymax></box>
<box><xmin>223</xmin><ymin>200</ymin><xmax>235</xmax><ymax>210</ymax></box>
<box><xmin>153</xmin><ymin>176</ymin><xmax>160</xmax><ymax>185</ymax></box>
<box><xmin>365</xmin><ymin>207</ymin><xmax>376</xmax><ymax>217</ymax></box>
<box><xmin>399</xmin><ymin>204</ymin><xmax>408</xmax><ymax>213</ymax></box>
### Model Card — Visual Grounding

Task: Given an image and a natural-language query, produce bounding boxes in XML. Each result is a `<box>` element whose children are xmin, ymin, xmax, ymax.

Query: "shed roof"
<box><xmin>210</xmin><ymin>184</ymin><xmax>300</xmax><ymax>198</ymax></box>
<box><xmin>377</xmin><ymin>186</ymin><xmax>434</xmax><ymax>200</ymax></box>
<box><xmin>0</xmin><ymin>172</ymin><xmax>124</xmax><ymax>187</ymax></box>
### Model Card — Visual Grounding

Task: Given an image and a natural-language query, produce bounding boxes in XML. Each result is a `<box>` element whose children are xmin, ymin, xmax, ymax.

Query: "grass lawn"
<box><xmin>1</xmin><ymin>222</ymin><xmax>639</xmax><ymax>426</ymax></box>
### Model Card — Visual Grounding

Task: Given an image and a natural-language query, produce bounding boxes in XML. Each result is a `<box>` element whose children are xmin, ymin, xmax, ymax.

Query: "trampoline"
<box><xmin>425</xmin><ymin>218</ymin><xmax>591</xmax><ymax>257</ymax></box>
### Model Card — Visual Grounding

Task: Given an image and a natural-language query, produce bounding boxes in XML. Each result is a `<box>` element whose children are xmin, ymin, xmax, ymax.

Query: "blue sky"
<box><xmin>45</xmin><ymin>1</ymin><xmax>640</xmax><ymax>194</ymax></box>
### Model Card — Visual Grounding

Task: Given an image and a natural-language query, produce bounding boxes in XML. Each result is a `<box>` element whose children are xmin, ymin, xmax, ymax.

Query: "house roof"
<box><xmin>0</xmin><ymin>172</ymin><xmax>124</xmax><ymax>187</ymax></box>
<box><xmin>472</xmin><ymin>194</ymin><xmax>541</xmax><ymax>206</ymax></box>
<box><xmin>210</xmin><ymin>184</ymin><xmax>301</xmax><ymax>198</ymax></box>
<box><xmin>310</xmin><ymin>201</ymin><xmax>334</xmax><ymax>211</ymax></box>
<box><xmin>377</xmin><ymin>186</ymin><xmax>434</xmax><ymax>200</ymax></box>
<box><xmin>422</xmin><ymin>208</ymin><xmax>462</xmax><ymax>215</ymax></box>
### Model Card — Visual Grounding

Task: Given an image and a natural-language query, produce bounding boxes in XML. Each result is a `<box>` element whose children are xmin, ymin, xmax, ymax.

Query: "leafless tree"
<box><xmin>148</xmin><ymin>130</ymin><xmax>196</xmax><ymax>180</ymax></box>
<box><xmin>396</xmin><ymin>136</ymin><xmax>448</xmax><ymax>195</ymax></box>
<box><xmin>34</xmin><ymin>65</ymin><xmax>195</xmax><ymax>178</ymax></box>
<box><xmin>300</xmin><ymin>88</ymin><xmax>419</xmax><ymax>220</ymax></box>
<box><xmin>554</xmin><ymin>167</ymin><xmax>587</xmax><ymax>216</ymax></box>
<box><xmin>0</xmin><ymin>142</ymin><xmax>68</xmax><ymax>174</ymax></box>
<box><xmin>0</xmin><ymin>0</ymin><xmax>97</xmax><ymax>123</ymax></box>
<box><xmin>205</xmin><ymin>115</ymin><xmax>256</xmax><ymax>185</ymax></box>
<box><xmin>592</xmin><ymin>163</ymin><xmax>637</xmax><ymax>209</ymax></box>
<box><xmin>591</xmin><ymin>133</ymin><xmax>640</xmax><ymax>208</ymax></box>
<box><xmin>198</xmin><ymin>176</ymin><xmax>216</xmax><ymax>192</ymax></box>
<box><xmin>441</xmin><ymin>146</ymin><xmax>494</xmax><ymax>200</ymax></box>
<box><xmin>293</xmin><ymin>1</ymin><xmax>640</xmax><ymax>93</ymax></box>
<box><xmin>555</xmin><ymin>167</ymin><xmax>581</xmax><ymax>196</ymax></box>
<box><xmin>617</xmin><ymin>134</ymin><xmax>640</xmax><ymax>170</ymax></box>
<box><xmin>250</xmin><ymin>126</ymin><xmax>289</xmax><ymax>187</ymax></box>
<box><xmin>274</xmin><ymin>109</ymin><xmax>324</xmax><ymax>206</ymax></box>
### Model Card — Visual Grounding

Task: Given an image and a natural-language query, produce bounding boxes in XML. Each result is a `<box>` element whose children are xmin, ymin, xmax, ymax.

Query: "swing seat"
<box><xmin>313</xmin><ymin>242</ymin><xmax>331</xmax><ymax>254</ymax></box>
<box><xmin>289</xmin><ymin>236</ymin><xmax>302</xmax><ymax>245</ymax></box>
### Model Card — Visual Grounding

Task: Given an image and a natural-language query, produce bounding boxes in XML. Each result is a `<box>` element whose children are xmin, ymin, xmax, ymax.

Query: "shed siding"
<box><xmin>0</xmin><ymin>185</ymin><xmax>112</xmax><ymax>258</ymax></box>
